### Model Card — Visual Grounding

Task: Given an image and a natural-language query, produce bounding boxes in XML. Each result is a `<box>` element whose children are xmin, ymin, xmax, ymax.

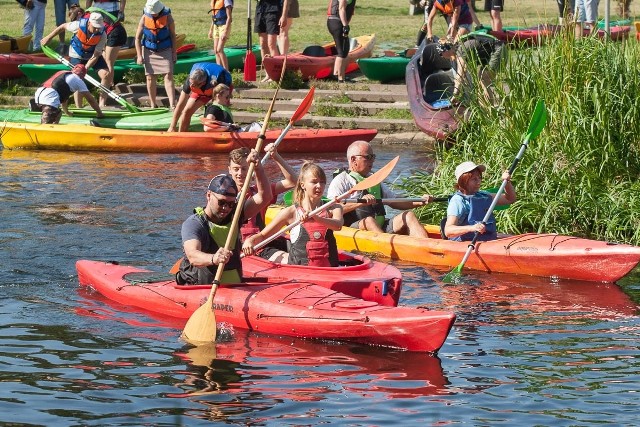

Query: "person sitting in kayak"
<box><xmin>41</xmin><ymin>12</ymin><xmax>110</xmax><ymax>108</ymax></box>
<box><xmin>242</xmin><ymin>162</ymin><xmax>343</xmax><ymax>267</ymax></box>
<box><xmin>327</xmin><ymin>140</ymin><xmax>434</xmax><ymax>238</ymax></box>
<box><xmin>443</xmin><ymin>161</ymin><xmax>516</xmax><ymax>241</ymax></box>
<box><xmin>32</xmin><ymin>64</ymin><xmax>104</xmax><ymax>124</ymax></box>
<box><xmin>168</xmin><ymin>62</ymin><xmax>232</xmax><ymax>132</ymax></box>
<box><xmin>229</xmin><ymin>146</ymin><xmax>296</xmax><ymax>263</ymax></box>
<box><xmin>437</xmin><ymin>33</ymin><xmax>506</xmax><ymax>105</ymax></box>
<box><xmin>424</xmin><ymin>0</ymin><xmax>475</xmax><ymax>43</ymax></box>
<box><xmin>202</xmin><ymin>83</ymin><xmax>238</xmax><ymax>130</ymax></box>
<box><xmin>175</xmin><ymin>162</ymin><xmax>271</xmax><ymax>286</ymax></box>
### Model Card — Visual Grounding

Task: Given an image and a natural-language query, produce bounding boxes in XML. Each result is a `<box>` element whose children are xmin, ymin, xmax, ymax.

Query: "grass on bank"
<box><xmin>397</xmin><ymin>31</ymin><xmax>640</xmax><ymax>245</ymax></box>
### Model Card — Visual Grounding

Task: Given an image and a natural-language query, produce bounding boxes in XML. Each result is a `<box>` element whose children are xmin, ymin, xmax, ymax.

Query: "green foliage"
<box><xmin>122</xmin><ymin>69</ymin><xmax>145</xmax><ymax>85</ymax></box>
<box><xmin>397</xmin><ymin>34</ymin><xmax>640</xmax><ymax>245</ymax></box>
<box><xmin>1</xmin><ymin>78</ymin><xmax>34</xmax><ymax>96</ymax></box>
<box><xmin>372</xmin><ymin>108</ymin><xmax>413</xmax><ymax>120</ymax></box>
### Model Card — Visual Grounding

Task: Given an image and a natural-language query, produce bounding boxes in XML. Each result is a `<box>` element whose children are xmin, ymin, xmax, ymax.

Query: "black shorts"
<box><xmin>106</xmin><ymin>23</ymin><xmax>127</xmax><ymax>47</ymax></box>
<box><xmin>255</xmin><ymin>7</ymin><xmax>281</xmax><ymax>35</ymax></box>
<box><xmin>327</xmin><ymin>19</ymin><xmax>349</xmax><ymax>58</ymax></box>
<box><xmin>484</xmin><ymin>0</ymin><xmax>503</xmax><ymax>11</ymax></box>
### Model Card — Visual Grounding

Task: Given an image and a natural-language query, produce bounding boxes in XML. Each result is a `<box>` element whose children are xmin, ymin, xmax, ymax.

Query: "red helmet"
<box><xmin>72</xmin><ymin>64</ymin><xmax>87</xmax><ymax>79</ymax></box>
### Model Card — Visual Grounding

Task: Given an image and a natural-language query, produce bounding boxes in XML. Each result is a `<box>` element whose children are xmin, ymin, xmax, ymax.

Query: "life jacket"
<box><xmin>239</xmin><ymin>186</ymin><xmax>264</xmax><ymax>243</ymax></box>
<box><xmin>288</xmin><ymin>206</ymin><xmax>339</xmax><ymax>267</ymax></box>
<box><xmin>327</xmin><ymin>0</ymin><xmax>356</xmax><ymax>19</ymax></box>
<box><xmin>189</xmin><ymin>63</ymin><xmax>232</xmax><ymax>99</ymax></box>
<box><xmin>341</xmin><ymin>170</ymin><xmax>386</xmax><ymax>228</ymax></box>
<box><xmin>434</xmin><ymin>0</ymin><xmax>468</xmax><ymax>16</ymax></box>
<box><xmin>70</xmin><ymin>17</ymin><xmax>103</xmax><ymax>59</ymax></box>
<box><xmin>175</xmin><ymin>207</ymin><xmax>242</xmax><ymax>285</ymax></box>
<box><xmin>450</xmin><ymin>190</ymin><xmax>497</xmax><ymax>242</ymax></box>
<box><xmin>42</xmin><ymin>71</ymin><xmax>74</xmax><ymax>103</ymax></box>
<box><xmin>85</xmin><ymin>8</ymin><xmax>121</xmax><ymax>36</ymax></box>
<box><xmin>211</xmin><ymin>0</ymin><xmax>228</xmax><ymax>25</ymax></box>
<box><xmin>142</xmin><ymin>8</ymin><xmax>172</xmax><ymax>50</ymax></box>
<box><xmin>208</xmin><ymin>103</ymin><xmax>234</xmax><ymax>123</ymax></box>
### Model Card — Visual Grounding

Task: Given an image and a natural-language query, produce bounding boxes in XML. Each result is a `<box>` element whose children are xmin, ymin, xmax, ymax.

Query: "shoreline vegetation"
<box><xmin>1</xmin><ymin>0</ymin><xmax>639</xmax><ymax>245</ymax></box>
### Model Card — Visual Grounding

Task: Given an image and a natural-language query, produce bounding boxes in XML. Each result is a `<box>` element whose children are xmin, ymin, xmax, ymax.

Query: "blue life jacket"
<box><xmin>211</xmin><ymin>0</ymin><xmax>228</xmax><ymax>25</ymax></box>
<box><xmin>450</xmin><ymin>190</ymin><xmax>497</xmax><ymax>242</ymax></box>
<box><xmin>142</xmin><ymin>8</ymin><xmax>172</xmax><ymax>51</ymax></box>
<box><xmin>70</xmin><ymin>17</ymin><xmax>104</xmax><ymax>59</ymax></box>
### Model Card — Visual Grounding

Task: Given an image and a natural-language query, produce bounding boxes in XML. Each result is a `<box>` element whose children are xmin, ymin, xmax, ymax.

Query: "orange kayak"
<box><xmin>0</xmin><ymin>122</ymin><xmax>377</xmax><ymax>153</ymax></box>
<box><xmin>76</xmin><ymin>260</ymin><xmax>455</xmax><ymax>353</ymax></box>
<box><xmin>266</xmin><ymin>206</ymin><xmax>640</xmax><ymax>282</ymax></box>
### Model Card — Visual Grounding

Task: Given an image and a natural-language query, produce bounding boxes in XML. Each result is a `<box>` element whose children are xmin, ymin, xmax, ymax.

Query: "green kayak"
<box><xmin>0</xmin><ymin>107</ymin><xmax>203</xmax><ymax>132</ymax></box>
<box><xmin>18</xmin><ymin>45</ymin><xmax>261</xmax><ymax>85</ymax></box>
<box><xmin>357</xmin><ymin>48</ymin><xmax>414</xmax><ymax>83</ymax></box>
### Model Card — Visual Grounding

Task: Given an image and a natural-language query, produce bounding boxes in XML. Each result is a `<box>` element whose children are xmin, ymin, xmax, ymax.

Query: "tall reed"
<box><xmin>399</xmin><ymin>31</ymin><xmax>640</xmax><ymax>245</ymax></box>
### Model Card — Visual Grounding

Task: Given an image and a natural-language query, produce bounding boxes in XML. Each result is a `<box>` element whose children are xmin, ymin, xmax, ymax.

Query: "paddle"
<box><xmin>42</xmin><ymin>45</ymin><xmax>141</xmax><ymax>113</ymax></box>
<box><xmin>260</xmin><ymin>87</ymin><xmax>315</xmax><ymax>165</ymax></box>
<box><xmin>250</xmin><ymin>156</ymin><xmax>399</xmax><ymax>253</ymax></box>
<box><xmin>244</xmin><ymin>0</ymin><xmax>257</xmax><ymax>81</ymax></box>
<box><xmin>343</xmin><ymin>197</ymin><xmax>449</xmax><ymax>203</ymax></box>
<box><xmin>442</xmin><ymin>99</ymin><xmax>547</xmax><ymax>283</ymax></box>
<box><xmin>181</xmin><ymin>57</ymin><xmax>288</xmax><ymax>344</ymax></box>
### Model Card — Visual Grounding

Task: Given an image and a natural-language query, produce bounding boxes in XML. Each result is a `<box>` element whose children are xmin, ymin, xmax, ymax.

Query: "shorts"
<box><xmin>41</xmin><ymin>105</ymin><xmax>62</xmax><ymax>124</ymax></box>
<box><xmin>483</xmin><ymin>0</ymin><xmax>504</xmax><ymax>11</ymax></box>
<box><xmin>255</xmin><ymin>10</ymin><xmax>281</xmax><ymax>35</ymax></box>
<box><xmin>574</xmin><ymin>0</ymin><xmax>597</xmax><ymax>23</ymax></box>
<box><xmin>349</xmin><ymin>218</ymin><xmax>394</xmax><ymax>233</ymax></box>
<box><xmin>189</xmin><ymin>92</ymin><xmax>212</xmax><ymax>104</ymax></box>
<box><xmin>106</xmin><ymin>23</ymin><xmax>127</xmax><ymax>47</ymax></box>
<box><xmin>287</xmin><ymin>0</ymin><xmax>300</xmax><ymax>18</ymax></box>
<box><xmin>327</xmin><ymin>19</ymin><xmax>349</xmax><ymax>58</ymax></box>
<box><xmin>212</xmin><ymin>23</ymin><xmax>228</xmax><ymax>39</ymax></box>
<box><xmin>454</xmin><ymin>23</ymin><xmax>473</xmax><ymax>33</ymax></box>
<box><xmin>70</xmin><ymin>55</ymin><xmax>109</xmax><ymax>71</ymax></box>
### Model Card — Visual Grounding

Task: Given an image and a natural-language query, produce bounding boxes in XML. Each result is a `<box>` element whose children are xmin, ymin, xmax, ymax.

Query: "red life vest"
<box><xmin>288</xmin><ymin>206</ymin><xmax>338</xmax><ymax>267</ymax></box>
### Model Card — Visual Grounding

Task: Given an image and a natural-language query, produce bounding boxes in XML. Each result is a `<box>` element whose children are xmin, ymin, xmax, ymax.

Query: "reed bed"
<box><xmin>399</xmin><ymin>32</ymin><xmax>640</xmax><ymax>245</ymax></box>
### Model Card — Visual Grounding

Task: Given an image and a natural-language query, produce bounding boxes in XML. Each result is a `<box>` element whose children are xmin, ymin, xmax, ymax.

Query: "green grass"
<box><xmin>397</xmin><ymin>34</ymin><xmax>640</xmax><ymax>245</ymax></box>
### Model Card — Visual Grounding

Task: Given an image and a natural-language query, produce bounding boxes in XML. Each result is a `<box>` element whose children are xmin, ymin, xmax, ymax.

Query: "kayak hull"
<box><xmin>263</xmin><ymin>34</ymin><xmax>375</xmax><ymax>81</ymax></box>
<box><xmin>406</xmin><ymin>40</ymin><xmax>462</xmax><ymax>140</ymax></box>
<box><xmin>357</xmin><ymin>54</ymin><xmax>410</xmax><ymax>83</ymax></box>
<box><xmin>242</xmin><ymin>250</ymin><xmax>403</xmax><ymax>307</ymax></box>
<box><xmin>0</xmin><ymin>122</ymin><xmax>377</xmax><ymax>153</ymax></box>
<box><xmin>76</xmin><ymin>260</ymin><xmax>455</xmax><ymax>353</ymax></box>
<box><xmin>266</xmin><ymin>206</ymin><xmax>640</xmax><ymax>282</ymax></box>
<box><xmin>0</xmin><ymin>34</ymin><xmax>32</xmax><ymax>54</ymax></box>
<box><xmin>0</xmin><ymin>53</ymin><xmax>58</xmax><ymax>80</ymax></box>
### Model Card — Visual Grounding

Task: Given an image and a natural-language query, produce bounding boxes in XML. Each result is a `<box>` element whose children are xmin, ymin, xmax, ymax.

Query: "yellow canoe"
<box><xmin>0</xmin><ymin>34</ymin><xmax>32</xmax><ymax>54</ymax></box>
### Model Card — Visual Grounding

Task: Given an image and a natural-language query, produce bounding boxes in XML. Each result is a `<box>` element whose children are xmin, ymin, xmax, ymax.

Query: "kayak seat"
<box><xmin>440</xmin><ymin>217</ymin><xmax>449</xmax><ymax>240</ymax></box>
<box><xmin>302</xmin><ymin>45</ymin><xmax>327</xmax><ymax>57</ymax></box>
<box><xmin>423</xmin><ymin>70</ymin><xmax>454</xmax><ymax>104</ymax></box>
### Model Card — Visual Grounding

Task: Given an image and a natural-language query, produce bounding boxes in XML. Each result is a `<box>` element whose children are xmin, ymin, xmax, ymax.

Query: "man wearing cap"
<box><xmin>32</xmin><ymin>64</ymin><xmax>104</xmax><ymax>123</ymax></box>
<box><xmin>444</xmin><ymin>161</ymin><xmax>516</xmax><ymax>241</ymax></box>
<box><xmin>327</xmin><ymin>140</ymin><xmax>434</xmax><ymax>238</ymax></box>
<box><xmin>168</xmin><ymin>62</ymin><xmax>233</xmax><ymax>132</ymax></box>
<box><xmin>175</xmin><ymin>152</ymin><xmax>272</xmax><ymax>285</ymax></box>
<box><xmin>41</xmin><ymin>11</ymin><xmax>110</xmax><ymax>106</ymax></box>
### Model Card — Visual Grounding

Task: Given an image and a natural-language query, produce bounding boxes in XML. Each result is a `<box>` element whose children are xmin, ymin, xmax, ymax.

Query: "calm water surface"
<box><xmin>1</xmin><ymin>147</ymin><xmax>639</xmax><ymax>426</ymax></box>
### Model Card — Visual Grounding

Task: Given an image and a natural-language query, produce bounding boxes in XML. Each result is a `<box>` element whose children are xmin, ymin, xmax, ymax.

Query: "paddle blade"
<box><xmin>181</xmin><ymin>291</ymin><xmax>218</xmax><ymax>344</ymax></box>
<box><xmin>352</xmin><ymin>156</ymin><xmax>399</xmax><ymax>192</ymax></box>
<box><xmin>244</xmin><ymin>50</ymin><xmax>257</xmax><ymax>81</ymax></box>
<box><xmin>527</xmin><ymin>100</ymin><xmax>547</xmax><ymax>140</ymax></box>
<box><xmin>291</xmin><ymin>87</ymin><xmax>315</xmax><ymax>123</ymax></box>
<box><xmin>442</xmin><ymin>265</ymin><xmax>463</xmax><ymax>284</ymax></box>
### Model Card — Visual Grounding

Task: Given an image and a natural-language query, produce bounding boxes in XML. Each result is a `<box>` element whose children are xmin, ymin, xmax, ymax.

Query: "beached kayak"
<box><xmin>242</xmin><ymin>250</ymin><xmax>403</xmax><ymax>307</ymax></box>
<box><xmin>0</xmin><ymin>53</ymin><xmax>58</xmax><ymax>80</ymax></box>
<box><xmin>0</xmin><ymin>34</ymin><xmax>32</xmax><ymax>54</ymax></box>
<box><xmin>262</xmin><ymin>34</ymin><xmax>375</xmax><ymax>81</ymax></box>
<box><xmin>76</xmin><ymin>260</ymin><xmax>455</xmax><ymax>353</ymax></box>
<box><xmin>266</xmin><ymin>206</ymin><xmax>640</xmax><ymax>283</ymax></box>
<box><xmin>18</xmin><ymin>44</ymin><xmax>261</xmax><ymax>84</ymax></box>
<box><xmin>406</xmin><ymin>39</ymin><xmax>462</xmax><ymax>140</ymax></box>
<box><xmin>0</xmin><ymin>122</ymin><xmax>377</xmax><ymax>153</ymax></box>
<box><xmin>356</xmin><ymin>48</ymin><xmax>415</xmax><ymax>83</ymax></box>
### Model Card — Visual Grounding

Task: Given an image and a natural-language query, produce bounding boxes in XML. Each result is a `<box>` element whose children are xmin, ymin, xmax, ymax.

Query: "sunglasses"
<box><xmin>353</xmin><ymin>154</ymin><xmax>376</xmax><ymax>161</ymax></box>
<box><xmin>211</xmin><ymin>193</ymin><xmax>237</xmax><ymax>209</ymax></box>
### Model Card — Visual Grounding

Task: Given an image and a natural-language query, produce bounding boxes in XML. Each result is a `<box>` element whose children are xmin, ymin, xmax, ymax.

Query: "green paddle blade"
<box><xmin>442</xmin><ymin>265</ymin><xmax>463</xmax><ymax>283</ymax></box>
<box><xmin>527</xmin><ymin>100</ymin><xmax>547</xmax><ymax>140</ymax></box>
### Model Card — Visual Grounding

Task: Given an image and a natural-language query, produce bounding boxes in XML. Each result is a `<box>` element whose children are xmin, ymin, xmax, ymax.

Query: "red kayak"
<box><xmin>0</xmin><ymin>53</ymin><xmax>58</xmax><ymax>80</ymax></box>
<box><xmin>76</xmin><ymin>260</ymin><xmax>455</xmax><ymax>353</ymax></box>
<box><xmin>242</xmin><ymin>250</ymin><xmax>403</xmax><ymax>307</ymax></box>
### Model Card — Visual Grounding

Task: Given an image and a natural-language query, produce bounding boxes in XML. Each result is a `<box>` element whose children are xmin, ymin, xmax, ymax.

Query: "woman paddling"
<box><xmin>444</xmin><ymin>161</ymin><xmax>516</xmax><ymax>241</ymax></box>
<box><xmin>242</xmin><ymin>162</ymin><xmax>344</xmax><ymax>266</ymax></box>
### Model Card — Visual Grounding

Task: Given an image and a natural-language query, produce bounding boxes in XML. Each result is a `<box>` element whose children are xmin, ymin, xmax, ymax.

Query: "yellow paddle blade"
<box><xmin>352</xmin><ymin>156</ymin><xmax>399</xmax><ymax>192</ymax></box>
<box><xmin>181</xmin><ymin>285</ymin><xmax>218</xmax><ymax>344</ymax></box>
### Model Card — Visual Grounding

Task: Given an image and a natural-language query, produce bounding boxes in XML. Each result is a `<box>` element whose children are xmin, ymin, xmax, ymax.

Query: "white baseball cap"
<box><xmin>88</xmin><ymin>12</ymin><xmax>104</xmax><ymax>30</ymax></box>
<box><xmin>455</xmin><ymin>161</ymin><xmax>486</xmax><ymax>182</ymax></box>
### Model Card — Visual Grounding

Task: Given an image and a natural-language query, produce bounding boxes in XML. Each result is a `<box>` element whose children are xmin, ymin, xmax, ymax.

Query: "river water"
<box><xmin>1</xmin><ymin>146</ymin><xmax>639</xmax><ymax>426</ymax></box>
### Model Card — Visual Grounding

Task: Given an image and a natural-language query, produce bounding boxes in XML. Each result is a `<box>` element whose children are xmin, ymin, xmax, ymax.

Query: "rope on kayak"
<box><xmin>503</xmin><ymin>233</ymin><xmax>580</xmax><ymax>252</ymax></box>
<box><xmin>118</xmin><ymin>272</ymin><xmax>188</xmax><ymax>307</ymax></box>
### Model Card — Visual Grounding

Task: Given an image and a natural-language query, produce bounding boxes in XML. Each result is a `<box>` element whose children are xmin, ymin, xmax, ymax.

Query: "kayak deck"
<box><xmin>76</xmin><ymin>260</ymin><xmax>455</xmax><ymax>353</ymax></box>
